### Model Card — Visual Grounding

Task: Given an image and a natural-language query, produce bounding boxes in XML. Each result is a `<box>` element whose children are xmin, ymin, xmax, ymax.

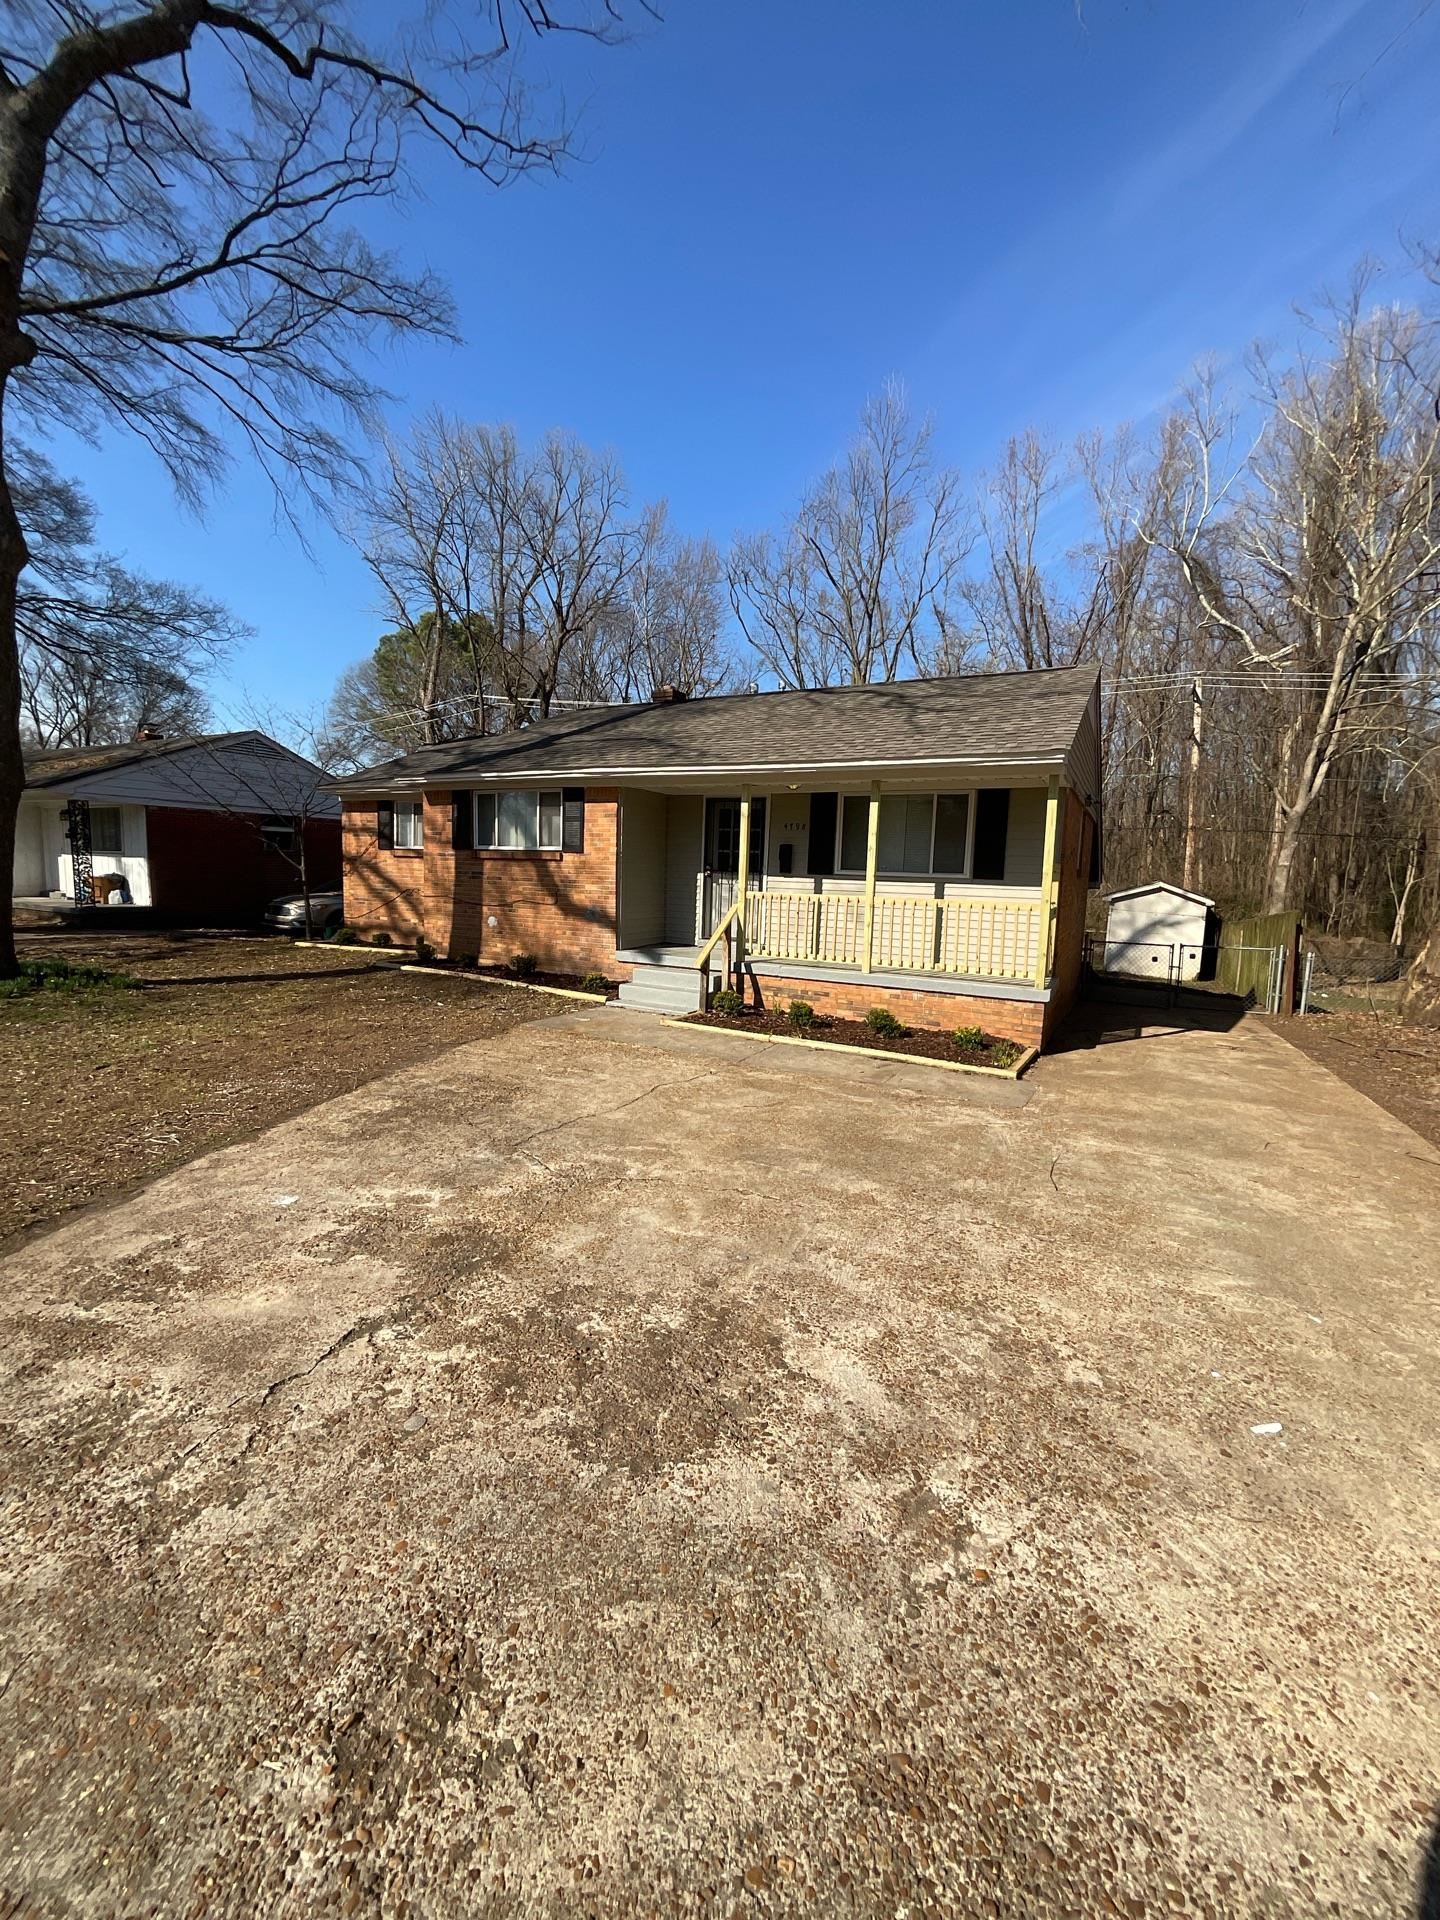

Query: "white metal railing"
<box><xmin>742</xmin><ymin>889</ymin><xmax>1043</xmax><ymax>982</ymax></box>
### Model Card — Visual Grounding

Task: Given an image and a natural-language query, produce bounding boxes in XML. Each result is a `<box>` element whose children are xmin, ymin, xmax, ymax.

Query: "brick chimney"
<box><xmin>652</xmin><ymin>684</ymin><xmax>686</xmax><ymax>704</ymax></box>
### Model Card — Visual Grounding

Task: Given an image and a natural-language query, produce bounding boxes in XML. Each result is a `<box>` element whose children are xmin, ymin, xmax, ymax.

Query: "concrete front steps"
<box><xmin>615</xmin><ymin>947</ymin><xmax>719</xmax><ymax>1015</ymax></box>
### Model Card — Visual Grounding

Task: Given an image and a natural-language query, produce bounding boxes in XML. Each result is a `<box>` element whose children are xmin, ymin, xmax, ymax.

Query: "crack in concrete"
<box><xmin>500</xmin><ymin>1069</ymin><xmax>720</xmax><ymax>1158</ymax></box>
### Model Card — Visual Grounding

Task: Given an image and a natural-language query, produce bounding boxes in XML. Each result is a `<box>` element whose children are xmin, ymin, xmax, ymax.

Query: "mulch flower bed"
<box><xmin>685</xmin><ymin>1006</ymin><xmax>1025</xmax><ymax>1068</ymax></box>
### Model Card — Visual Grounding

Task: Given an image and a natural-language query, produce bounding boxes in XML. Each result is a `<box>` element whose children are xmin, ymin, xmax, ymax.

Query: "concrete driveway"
<box><xmin>1</xmin><ymin>1002</ymin><xmax>1436</xmax><ymax>1918</ymax></box>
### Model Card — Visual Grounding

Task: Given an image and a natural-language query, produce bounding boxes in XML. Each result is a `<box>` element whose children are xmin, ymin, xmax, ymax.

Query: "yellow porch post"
<box><xmin>861</xmin><ymin>782</ymin><xmax>881</xmax><ymax>973</ymax></box>
<box><xmin>735</xmin><ymin>787</ymin><xmax>752</xmax><ymax>968</ymax></box>
<box><xmin>1034</xmin><ymin>776</ymin><xmax>1061</xmax><ymax>989</ymax></box>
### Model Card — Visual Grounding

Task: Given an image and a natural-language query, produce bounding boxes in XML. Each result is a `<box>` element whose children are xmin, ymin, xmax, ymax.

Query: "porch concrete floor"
<box><xmin>1</xmin><ymin>1005</ymin><xmax>1437</xmax><ymax>1917</ymax></box>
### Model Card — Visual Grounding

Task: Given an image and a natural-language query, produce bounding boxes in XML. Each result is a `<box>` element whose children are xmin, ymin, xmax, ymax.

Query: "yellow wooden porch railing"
<box><xmin>694</xmin><ymin>896</ymin><xmax>740</xmax><ymax>983</ymax></box>
<box><xmin>742</xmin><ymin>889</ymin><xmax>1044</xmax><ymax>982</ymax></box>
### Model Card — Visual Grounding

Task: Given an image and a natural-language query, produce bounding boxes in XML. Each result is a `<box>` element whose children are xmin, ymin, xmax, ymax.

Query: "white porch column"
<box><xmin>1035</xmin><ymin>776</ymin><xmax>1061</xmax><ymax>988</ymax></box>
<box><xmin>861</xmin><ymin>782</ymin><xmax>881</xmax><ymax>973</ymax></box>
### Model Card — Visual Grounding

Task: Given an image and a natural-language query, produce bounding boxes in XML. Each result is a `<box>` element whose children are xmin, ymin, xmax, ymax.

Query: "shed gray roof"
<box><xmin>330</xmin><ymin>666</ymin><xmax>1101</xmax><ymax>792</ymax></box>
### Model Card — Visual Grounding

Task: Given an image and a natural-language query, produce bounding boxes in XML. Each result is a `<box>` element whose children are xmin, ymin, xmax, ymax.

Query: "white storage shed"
<box><xmin>1103</xmin><ymin>882</ymin><xmax>1215</xmax><ymax>982</ymax></box>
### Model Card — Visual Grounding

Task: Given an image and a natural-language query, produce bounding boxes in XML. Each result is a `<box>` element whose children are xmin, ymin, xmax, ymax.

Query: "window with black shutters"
<box><xmin>835</xmin><ymin>792</ymin><xmax>975</xmax><ymax>876</ymax></box>
<box><xmin>470</xmin><ymin>790</ymin><xmax>567</xmax><ymax>850</ymax></box>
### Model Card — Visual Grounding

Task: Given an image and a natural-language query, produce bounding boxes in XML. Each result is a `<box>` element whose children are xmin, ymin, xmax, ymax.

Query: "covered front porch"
<box><xmin>614</xmin><ymin>777</ymin><xmax>1065</xmax><ymax>1019</ymax></box>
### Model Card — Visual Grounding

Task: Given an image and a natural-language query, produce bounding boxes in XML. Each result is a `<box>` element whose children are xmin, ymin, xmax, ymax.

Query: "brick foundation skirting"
<box><xmin>748</xmin><ymin>971</ymin><xmax>1045</xmax><ymax>1049</ymax></box>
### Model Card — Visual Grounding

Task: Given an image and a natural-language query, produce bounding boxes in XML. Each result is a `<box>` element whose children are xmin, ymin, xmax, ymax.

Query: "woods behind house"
<box><xmin>325</xmin><ymin>282</ymin><xmax>1440</xmax><ymax>947</ymax></box>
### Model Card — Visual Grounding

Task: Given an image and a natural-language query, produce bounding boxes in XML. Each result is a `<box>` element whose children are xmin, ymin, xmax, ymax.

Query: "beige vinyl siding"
<box><xmin>618</xmin><ymin>788</ymin><xmax>669</xmax><ymax>948</ymax></box>
<box><xmin>663</xmin><ymin>794</ymin><xmax>704</xmax><ymax>944</ymax></box>
<box><xmin>1002</xmin><ymin>787</ymin><xmax>1046</xmax><ymax>886</ymax></box>
<box><xmin>1064</xmin><ymin>687</ymin><xmax>1103</xmax><ymax>810</ymax></box>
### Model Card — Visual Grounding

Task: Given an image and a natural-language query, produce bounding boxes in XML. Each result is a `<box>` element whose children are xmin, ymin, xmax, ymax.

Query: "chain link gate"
<box><xmin>1083</xmin><ymin>935</ymin><xmax>1285</xmax><ymax>1013</ymax></box>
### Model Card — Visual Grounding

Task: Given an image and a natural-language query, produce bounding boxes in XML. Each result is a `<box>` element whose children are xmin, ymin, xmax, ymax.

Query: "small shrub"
<box><xmin>328</xmin><ymin>924</ymin><xmax>357</xmax><ymax>945</ymax></box>
<box><xmin>953</xmin><ymin>1024</ymin><xmax>984</xmax><ymax>1050</ymax></box>
<box><xmin>580</xmin><ymin>971</ymin><xmax>610</xmax><ymax>995</ymax></box>
<box><xmin>864</xmin><ymin>1006</ymin><xmax>905</xmax><ymax>1036</ymax></box>
<box><xmin>454</xmin><ymin>951</ymin><xmax>478</xmax><ymax>970</ymax></box>
<box><xmin>510</xmin><ymin>951</ymin><xmax>538</xmax><ymax>978</ymax></box>
<box><xmin>370</xmin><ymin>930</ymin><xmax>393</xmax><ymax>948</ymax></box>
<box><xmin>710</xmin><ymin>986</ymin><xmax>744</xmax><ymax>1016</ymax></box>
<box><xmin>991</xmin><ymin>1040</ymin><xmax>1022</xmax><ymax>1069</ymax></box>
<box><xmin>786</xmin><ymin>998</ymin><xmax>816</xmax><ymax>1030</ymax></box>
<box><xmin>413</xmin><ymin>936</ymin><xmax>435</xmax><ymax>965</ymax></box>
<box><xmin>0</xmin><ymin>956</ymin><xmax>137</xmax><ymax>1000</ymax></box>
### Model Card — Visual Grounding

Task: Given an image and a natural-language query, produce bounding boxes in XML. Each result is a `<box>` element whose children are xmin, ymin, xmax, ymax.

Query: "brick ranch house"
<box><xmin>14</xmin><ymin>730</ymin><xmax>340</xmax><ymax>922</ymax></box>
<box><xmin>334</xmin><ymin>667</ymin><xmax>1102</xmax><ymax>1052</ymax></box>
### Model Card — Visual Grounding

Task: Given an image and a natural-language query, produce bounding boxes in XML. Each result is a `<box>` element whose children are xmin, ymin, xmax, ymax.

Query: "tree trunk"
<box><xmin>1403</xmin><ymin>916</ymin><xmax>1440</xmax><ymax>1026</ymax></box>
<box><xmin>1263</xmin><ymin>803</ymin><xmax>1305</xmax><ymax>915</ymax></box>
<box><xmin>1181</xmin><ymin>675</ymin><xmax>1203</xmax><ymax>892</ymax></box>
<box><xmin>0</xmin><ymin>380</ymin><xmax>27</xmax><ymax>977</ymax></box>
<box><xmin>1391</xmin><ymin>843</ymin><xmax>1420</xmax><ymax>951</ymax></box>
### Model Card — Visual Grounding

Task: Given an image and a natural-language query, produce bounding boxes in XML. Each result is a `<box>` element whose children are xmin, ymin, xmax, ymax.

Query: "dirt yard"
<box><xmin>0</xmin><ymin>1002</ymin><xmax>1436</xmax><ymax>1917</ymax></box>
<box><xmin>1270</xmin><ymin>1007</ymin><xmax>1440</xmax><ymax>1152</ymax></box>
<box><xmin>1</xmin><ymin>928</ymin><xmax>552</xmax><ymax>1247</ymax></box>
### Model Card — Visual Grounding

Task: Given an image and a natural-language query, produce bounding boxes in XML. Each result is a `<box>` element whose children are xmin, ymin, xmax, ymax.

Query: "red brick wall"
<box><xmin>145</xmin><ymin>807</ymin><xmax>341</xmax><ymax>923</ymax></box>
<box><xmin>342</xmin><ymin>788</ymin><xmax>626</xmax><ymax>975</ymax></box>
<box><xmin>749</xmin><ymin>971</ymin><xmax>1044</xmax><ymax>1050</ymax></box>
<box><xmin>341</xmin><ymin>808</ymin><xmax>426</xmax><ymax>943</ymax></box>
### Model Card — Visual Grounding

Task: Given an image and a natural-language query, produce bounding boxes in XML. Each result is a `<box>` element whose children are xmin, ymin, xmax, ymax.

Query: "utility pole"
<box><xmin>1182</xmin><ymin>675</ymin><xmax>1204</xmax><ymax>892</ymax></box>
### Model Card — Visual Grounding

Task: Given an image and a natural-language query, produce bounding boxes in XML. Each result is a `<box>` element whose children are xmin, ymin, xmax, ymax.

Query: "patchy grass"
<box><xmin>1</xmin><ymin>931</ymin><xmax>555</xmax><ymax>1247</ymax></box>
<box><xmin>0</xmin><ymin>955</ymin><xmax>139</xmax><ymax>1001</ymax></box>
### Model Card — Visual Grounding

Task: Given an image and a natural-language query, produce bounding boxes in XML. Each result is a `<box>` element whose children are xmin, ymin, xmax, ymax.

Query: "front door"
<box><xmin>702</xmin><ymin>796</ymin><xmax>766</xmax><ymax>936</ymax></box>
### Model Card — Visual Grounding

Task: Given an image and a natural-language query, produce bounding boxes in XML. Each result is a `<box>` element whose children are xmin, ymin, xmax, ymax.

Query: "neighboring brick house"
<box><xmin>14</xmin><ymin>731</ymin><xmax>340</xmax><ymax>923</ymax></box>
<box><xmin>334</xmin><ymin>668</ymin><xmax>1103</xmax><ymax>1052</ymax></box>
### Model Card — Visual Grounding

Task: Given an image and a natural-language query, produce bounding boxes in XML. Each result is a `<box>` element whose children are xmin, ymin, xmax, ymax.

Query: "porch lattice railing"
<box><xmin>742</xmin><ymin>890</ymin><xmax>1043</xmax><ymax>982</ymax></box>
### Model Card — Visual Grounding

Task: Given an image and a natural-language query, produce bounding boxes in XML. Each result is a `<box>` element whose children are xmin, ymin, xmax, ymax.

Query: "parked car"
<box><xmin>264</xmin><ymin>888</ymin><xmax>344</xmax><ymax>937</ymax></box>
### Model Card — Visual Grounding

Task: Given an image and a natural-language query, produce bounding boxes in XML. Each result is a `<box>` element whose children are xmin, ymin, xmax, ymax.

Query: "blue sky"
<box><xmin>37</xmin><ymin>0</ymin><xmax>1440</xmax><ymax>722</ymax></box>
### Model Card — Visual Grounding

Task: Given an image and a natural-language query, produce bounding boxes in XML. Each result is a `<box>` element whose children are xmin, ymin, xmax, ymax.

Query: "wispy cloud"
<box><xmin>1101</xmin><ymin>0</ymin><xmax>1373</xmax><ymax>233</ymax></box>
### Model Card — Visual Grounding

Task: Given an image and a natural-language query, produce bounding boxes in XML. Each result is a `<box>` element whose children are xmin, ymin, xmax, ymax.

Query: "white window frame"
<box><xmin>473</xmin><ymin>788</ymin><xmax>565</xmax><ymax>851</ymax></box>
<box><xmin>393</xmin><ymin>800</ymin><xmax>424</xmax><ymax>851</ymax></box>
<box><xmin>261</xmin><ymin>815</ymin><xmax>298</xmax><ymax>854</ymax></box>
<box><xmin>834</xmin><ymin>791</ymin><xmax>976</xmax><ymax>879</ymax></box>
<box><xmin>88</xmin><ymin>805</ymin><xmax>125</xmax><ymax>858</ymax></box>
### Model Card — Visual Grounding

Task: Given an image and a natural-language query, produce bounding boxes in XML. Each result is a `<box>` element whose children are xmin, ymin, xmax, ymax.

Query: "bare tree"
<box><xmin>730</xmin><ymin>382</ymin><xmax>970</xmax><ymax>686</ymax></box>
<box><xmin>1157</xmin><ymin>297</ymin><xmax>1440</xmax><ymax>912</ymax></box>
<box><xmin>13</xmin><ymin>446</ymin><xmax>238</xmax><ymax>746</ymax></box>
<box><xmin>599</xmin><ymin>504</ymin><xmax>730</xmax><ymax>699</ymax></box>
<box><xmin>358</xmin><ymin>418</ymin><xmax>642</xmax><ymax>727</ymax></box>
<box><xmin>0</xmin><ymin>0</ymin><xmax>635</xmax><ymax>973</ymax></box>
<box><xmin>362</xmin><ymin>419</ymin><xmax>499</xmax><ymax>743</ymax></box>
<box><xmin>506</xmin><ymin>428</ymin><xmax>637</xmax><ymax>718</ymax></box>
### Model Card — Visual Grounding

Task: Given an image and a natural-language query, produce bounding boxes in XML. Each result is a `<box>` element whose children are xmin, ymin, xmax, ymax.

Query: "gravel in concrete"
<box><xmin>1</xmin><ymin>1004</ymin><xmax>1436</xmax><ymax>1917</ymax></box>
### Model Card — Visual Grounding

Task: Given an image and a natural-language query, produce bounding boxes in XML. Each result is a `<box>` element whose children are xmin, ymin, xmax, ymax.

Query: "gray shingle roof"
<box><xmin>330</xmin><ymin>666</ymin><xmax>1100</xmax><ymax>792</ymax></box>
<box><xmin>23</xmin><ymin>732</ymin><xmax>257</xmax><ymax>789</ymax></box>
